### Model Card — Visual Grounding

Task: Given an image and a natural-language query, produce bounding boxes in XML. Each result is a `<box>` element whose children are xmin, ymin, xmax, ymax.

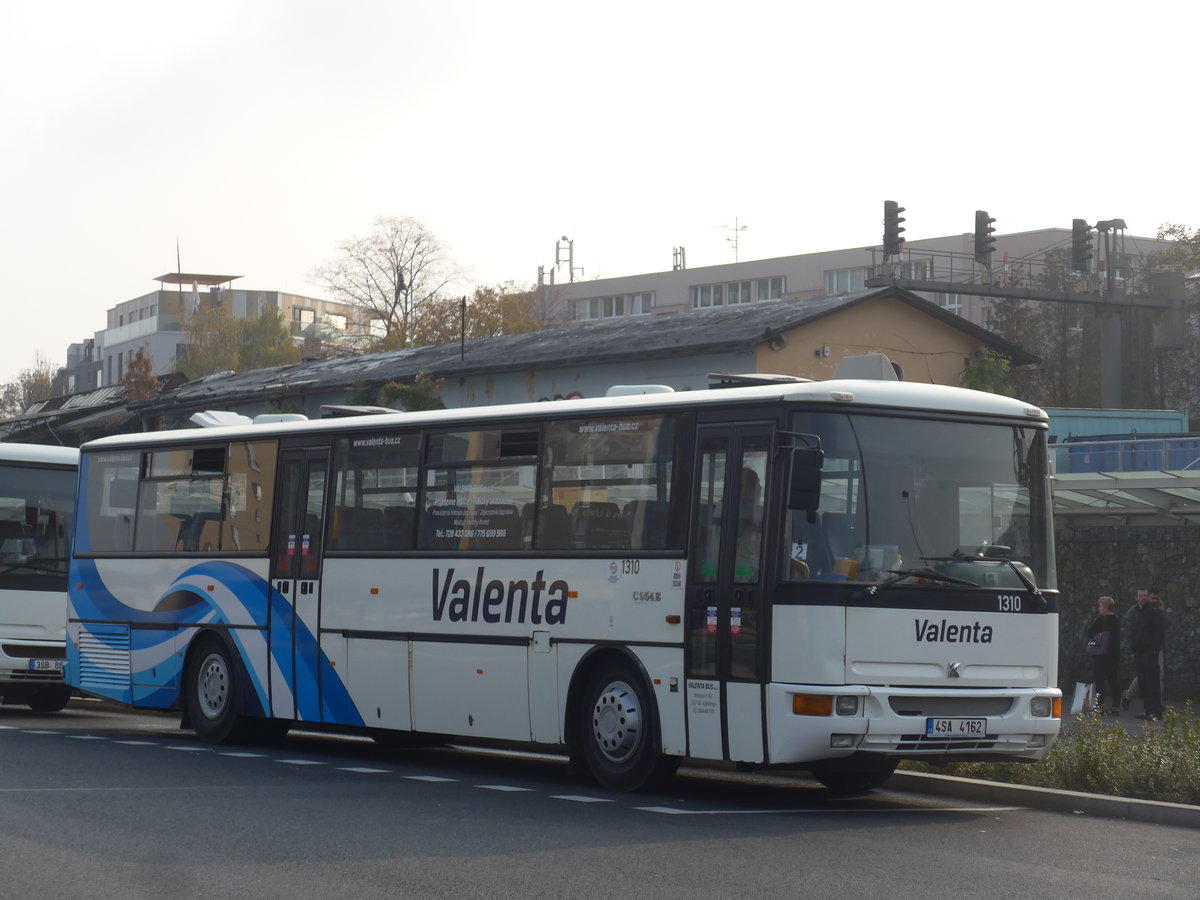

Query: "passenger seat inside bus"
<box><xmin>624</xmin><ymin>499</ymin><xmax>670</xmax><ymax>549</ymax></box>
<box><xmin>571</xmin><ymin>501</ymin><xmax>625</xmax><ymax>549</ymax></box>
<box><xmin>521</xmin><ymin>502</ymin><xmax>572</xmax><ymax>549</ymax></box>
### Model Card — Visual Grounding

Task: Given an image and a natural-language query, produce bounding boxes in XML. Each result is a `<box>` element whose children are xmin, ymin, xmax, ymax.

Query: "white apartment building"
<box><xmin>549</xmin><ymin>226</ymin><xmax>1171</xmax><ymax>330</ymax></box>
<box><xmin>84</xmin><ymin>273</ymin><xmax>368</xmax><ymax>387</ymax></box>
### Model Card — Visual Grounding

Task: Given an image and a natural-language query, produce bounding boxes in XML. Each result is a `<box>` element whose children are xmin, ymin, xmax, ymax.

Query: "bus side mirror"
<box><xmin>788</xmin><ymin>447</ymin><xmax>823</xmax><ymax>510</ymax></box>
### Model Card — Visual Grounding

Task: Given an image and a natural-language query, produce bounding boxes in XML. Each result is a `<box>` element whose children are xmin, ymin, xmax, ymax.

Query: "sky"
<box><xmin>1</xmin><ymin>0</ymin><xmax>1197</xmax><ymax>385</ymax></box>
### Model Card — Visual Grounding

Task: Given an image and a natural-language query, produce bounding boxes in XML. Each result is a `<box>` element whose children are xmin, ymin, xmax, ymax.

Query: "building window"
<box><xmin>293</xmin><ymin>307</ymin><xmax>316</xmax><ymax>335</ymax></box>
<box><xmin>756</xmin><ymin>277</ymin><xmax>784</xmax><ymax>301</ymax></box>
<box><xmin>824</xmin><ymin>268</ymin><xmax>865</xmax><ymax>295</ymax></box>
<box><xmin>693</xmin><ymin>278</ymin><xmax>784</xmax><ymax>309</ymax></box>
<box><xmin>325</xmin><ymin>313</ymin><xmax>348</xmax><ymax>331</ymax></box>
<box><xmin>727</xmin><ymin>281</ymin><xmax>752</xmax><ymax>304</ymax></box>
<box><xmin>937</xmin><ymin>293</ymin><xmax>963</xmax><ymax>316</ymax></box>
<box><xmin>577</xmin><ymin>292</ymin><xmax>653</xmax><ymax>321</ymax></box>
<box><xmin>691</xmin><ymin>284</ymin><xmax>724</xmax><ymax>309</ymax></box>
<box><xmin>117</xmin><ymin>352</ymin><xmax>124</xmax><ymax>381</ymax></box>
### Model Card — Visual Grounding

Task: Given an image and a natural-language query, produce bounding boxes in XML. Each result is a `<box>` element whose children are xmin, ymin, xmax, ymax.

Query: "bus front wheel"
<box><xmin>26</xmin><ymin>686</ymin><xmax>72</xmax><ymax>713</ymax></box>
<box><xmin>575</xmin><ymin>660</ymin><xmax>678</xmax><ymax>792</ymax></box>
<box><xmin>185</xmin><ymin>636</ymin><xmax>245</xmax><ymax>744</ymax></box>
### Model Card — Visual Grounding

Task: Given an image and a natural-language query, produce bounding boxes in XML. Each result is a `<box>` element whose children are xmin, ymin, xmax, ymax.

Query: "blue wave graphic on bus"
<box><xmin>70</xmin><ymin>559</ymin><xmax>363</xmax><ymax>727</ymax></box>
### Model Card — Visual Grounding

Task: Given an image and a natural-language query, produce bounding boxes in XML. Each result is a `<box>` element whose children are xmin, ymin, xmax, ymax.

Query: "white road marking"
<box><xmin>476</xmin><ymin>784</ymin><xmax>533</xmax><ymax>792</ymax></box>
<box><xmin>404</xmin><ymin>775</ymin><xmax>458</xmax><ymax>782</ymax></box>
<box><xmin>339</xmin><ymin>767</ymin><xmax>391</xmax><ymax>774</ymax></box>
<box><xmin>551</xmin><ymin>795</ymin><xmax>613</xmax><ymax>804</ymax></box>
<box><xmin>276</xmin><ymin>759</ymin><xmax>325</xmax><ymax>766</ymax></box>
<box><xmin>635</xmin><ymin>805</ymin><xmax>1028</xmax><ymax>815</ymax></box>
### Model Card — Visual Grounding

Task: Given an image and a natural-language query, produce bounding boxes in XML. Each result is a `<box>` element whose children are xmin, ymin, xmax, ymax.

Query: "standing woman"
<box><xmin>1089</xmin><ymin>595</ymin><xmax>1122</xmax><ymax>714</ymax></box>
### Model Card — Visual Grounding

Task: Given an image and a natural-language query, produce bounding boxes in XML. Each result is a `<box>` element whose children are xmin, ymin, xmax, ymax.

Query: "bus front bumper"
<box><xmin>767</xmin><ymin>683</ymin><xmax>1062</xmax><ymax>765</ymax></box>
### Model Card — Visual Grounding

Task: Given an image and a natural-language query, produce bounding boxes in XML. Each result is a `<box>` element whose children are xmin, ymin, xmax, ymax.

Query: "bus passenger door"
<box><xmin>686</xmin><ymin>424</ymin><xmax>772</xmax><ymax>764</ymax></box>
<box><xmin>270</xmin><ymin>447</ymin><xmax>329</xmax><ymax>723</ymax></box>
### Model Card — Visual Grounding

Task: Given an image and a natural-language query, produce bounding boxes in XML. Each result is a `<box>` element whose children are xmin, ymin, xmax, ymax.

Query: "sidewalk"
<box><xmin>898</xmin><ymin>690</ymin><xmax>1200</xmax><ymax>829</ymax></box>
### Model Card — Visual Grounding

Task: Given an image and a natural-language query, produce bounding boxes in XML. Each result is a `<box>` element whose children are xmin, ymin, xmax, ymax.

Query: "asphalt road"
<box><xmin>1</xmin><ymin>699</ymin><xmax>1197</xmax><ymax>899</ymax></box>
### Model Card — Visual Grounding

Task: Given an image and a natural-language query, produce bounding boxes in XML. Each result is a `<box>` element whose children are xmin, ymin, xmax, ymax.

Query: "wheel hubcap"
<box><xmin>197</xmin><ymin>652</ymin><xmax>229</xmax><ymax>720</ymax></box>
<box><xmin>592</xmin><ymin>679</ymin><xmax>642</xmax><ymax>764</ymax></box>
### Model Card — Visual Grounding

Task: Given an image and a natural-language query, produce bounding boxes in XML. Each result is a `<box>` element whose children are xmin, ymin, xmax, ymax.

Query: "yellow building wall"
<box><xmin>754</xmin><ymin>297</ymin><xmax>983</xmax><ymax>385</ymax></box>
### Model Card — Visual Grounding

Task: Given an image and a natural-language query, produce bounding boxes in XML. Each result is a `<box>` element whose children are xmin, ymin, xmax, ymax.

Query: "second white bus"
<box><xmin>0</xmin><ymin>443</ymin><xmax>78</xmax><ymax>712</ymax></box>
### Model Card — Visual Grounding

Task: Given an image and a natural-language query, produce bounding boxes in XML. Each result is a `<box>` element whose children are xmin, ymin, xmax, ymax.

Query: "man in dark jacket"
<box><xmin>1130</xmin><ymin>585</ymin><xmax>1165</xmax><ymax>720</ymax></box>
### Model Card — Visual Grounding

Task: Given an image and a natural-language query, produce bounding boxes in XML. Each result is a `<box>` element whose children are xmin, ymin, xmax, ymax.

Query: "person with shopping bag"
<box><xmin>1086</xmin><ymin>595</ymin><xmax>1121</xmax><ymax>714</ymax></box>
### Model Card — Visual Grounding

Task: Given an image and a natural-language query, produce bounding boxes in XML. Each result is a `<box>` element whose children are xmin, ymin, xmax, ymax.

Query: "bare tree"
<box><xmin>310</xmin><ymin>216</ymin><xmax>464</xmax><ymax>350</ymax></box>
<box><xmin>0</xmin><ymin>352</ymin><xmax>60</xmax><ymax>418</ymax></box>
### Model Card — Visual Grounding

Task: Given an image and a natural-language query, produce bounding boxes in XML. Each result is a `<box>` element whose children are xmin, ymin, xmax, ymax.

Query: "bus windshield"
<box><xmin>784</xmin><ymin>412</ymin><xmax>1054</xmax><ymax>588</ymax></box>
<box><xmin>0</xmin><ymin>463</ymin><xmax>75</xmax><ymax>592</ymax></box>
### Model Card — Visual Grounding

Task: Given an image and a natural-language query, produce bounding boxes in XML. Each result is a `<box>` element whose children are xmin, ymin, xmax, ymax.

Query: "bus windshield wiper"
<box><xmin>855</xmin><ymin>566</ymin><xmax>978</xmax><ymax>599</ymax></box>
<box><xmin>0</xmin><ymin>559</ymin><xmax>67</xmax><ymax>576</ymax></box>
<box><xmin>1001</xmin><ymin>559</ymin><xmax>1047</xmax><ymax>609</ymax></box>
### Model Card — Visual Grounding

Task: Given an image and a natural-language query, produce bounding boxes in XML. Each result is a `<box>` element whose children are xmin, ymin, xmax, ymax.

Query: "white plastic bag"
<box><xmin>1070</xmin><ymin>682</ymin><xmax>1093</xmax><ymax>715</ymax></box>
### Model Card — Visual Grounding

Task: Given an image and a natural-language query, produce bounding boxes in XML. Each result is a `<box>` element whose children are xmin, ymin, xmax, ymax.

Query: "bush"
<box><xmin>902</xmin><ymin>704</ymin><xmax>1200</xmax><ymax>804</ymax></box>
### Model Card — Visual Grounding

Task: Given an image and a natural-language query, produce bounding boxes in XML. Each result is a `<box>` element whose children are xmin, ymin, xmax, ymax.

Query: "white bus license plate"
<box><xmin>926</xmin><ymin>717</ymin><xmax>986</xmax><ymax>737</ymax></box>
<box><xmin>28</xmin><ymin>659</ymin><xmax>63</xmax><ymax>674</ymax></box>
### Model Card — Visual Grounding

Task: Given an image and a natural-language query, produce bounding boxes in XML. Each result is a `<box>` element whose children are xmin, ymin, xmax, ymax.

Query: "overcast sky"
<box><xmin>1</xmin><ymin>0</ymin><xmax>1195</xmax><ymax>385</ymax></box>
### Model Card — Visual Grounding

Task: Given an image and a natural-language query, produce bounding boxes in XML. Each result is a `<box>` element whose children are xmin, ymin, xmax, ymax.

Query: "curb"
<box><xmin>889</xmin><ymin>770</ymin><xmax>1200</xmax><ymax>829</ymax></box>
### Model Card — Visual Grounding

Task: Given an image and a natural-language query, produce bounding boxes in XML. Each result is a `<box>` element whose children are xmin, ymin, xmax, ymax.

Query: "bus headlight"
<box><xmin>835</xmin><ymin>696</ymin><xmax>859</xmax><ymax>716</ymax></box>
<box><xmin>1031</xmin><ymin>697</ymin><xmax>1052</xmax><ymax>717</ymax></box>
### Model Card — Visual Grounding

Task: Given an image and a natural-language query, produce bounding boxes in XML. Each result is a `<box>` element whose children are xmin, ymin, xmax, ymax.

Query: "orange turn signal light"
<box><xmin>792</xmin><ymin>693</ymin><xmax>833</xmax><ymax>716</ymax></box>
<box><xmin>1051</xmin><ymin>696</ymin><xmax>1062</xmax><ymax>718</ymax></box>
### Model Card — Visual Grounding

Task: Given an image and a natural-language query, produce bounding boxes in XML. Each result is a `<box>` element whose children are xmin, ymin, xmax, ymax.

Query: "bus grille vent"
<box><xmin>896</xmin><ymin>734</ymin><xmax>998</xmax><ymax>752</ymax></box>
<box><xmin>888</xmin><ymin>697</ymin><xmax>1013</xmax><ymax>717</ymax></box>
<box><xmin>77</xmin><ymin>627</ymin><xmax>131</xmax><ymax>691</ymax></box>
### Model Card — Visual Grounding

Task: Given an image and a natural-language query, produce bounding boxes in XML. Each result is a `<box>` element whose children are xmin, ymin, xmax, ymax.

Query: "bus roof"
<box><xmin>80</xmin><ymin>379</ymin><xmax>1048</xmax><ymax>452</ymax></box>
<box><xmin>0</xmin><ymin>442</ymin><xmax>80</xmax><ymax>466</ymax></box>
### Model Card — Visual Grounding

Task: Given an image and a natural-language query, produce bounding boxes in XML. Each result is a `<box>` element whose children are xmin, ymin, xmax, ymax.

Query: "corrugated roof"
<box><xmin>135</xmin><ymin>286</ymin><xmax>1037</xmax><ymax>415</ymax></box>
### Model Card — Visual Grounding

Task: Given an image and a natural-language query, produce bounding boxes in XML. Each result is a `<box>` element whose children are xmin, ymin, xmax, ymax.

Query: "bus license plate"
<box><xmin>28</xmin><ymin>659</ymin><xmax>63</xmax><ymax>674</ymax></box>
<box><xmin>926</xmin><ymin>717</ymin><xmax>986</xmax><ymax>737</ymax></box>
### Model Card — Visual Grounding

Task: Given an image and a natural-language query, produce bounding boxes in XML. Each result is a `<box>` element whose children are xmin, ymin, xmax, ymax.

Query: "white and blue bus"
<box><xmin>0</xmin><ymin>443</ymin><xmax>79</xmax><ymax>712</ymax></box>
<box><xmin>66</xmin><ymin>367</ymin><xmax>1060</xmax><ymax>792</ymax></box>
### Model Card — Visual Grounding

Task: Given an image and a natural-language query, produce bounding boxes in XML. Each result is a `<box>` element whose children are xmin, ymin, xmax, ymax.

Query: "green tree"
<box><xmin>177</xmin><ymin>304</ymin><xmax>300</xmax><ymax>379</ymax></box>
<box><xmin>310</xmin><ymin>216</ymin><xmax>464</xmax><ymax>349</ymax></box>
<box><xmin>377</xmin><ymin>371</ymin><xmax>446</xmax><ymax>411</ymax></box>
<box><xmin>959</xmin><ymin>348</ymin><xmax>1015</xmax><ymax>396</ymax></box>
<box><xmin>985</xmin><ymin>247</ymin><xmax>1098</xmax><ymax>407</ymax></box>
<box><xmin>0</xmin><ymin>353</ymin><xmax>60</xmax><ymax>418</ymax></box>
<box><xmin>122</xmin><ymin>346</ymin><xmax>158</xmax><ymax>402</ymax></box>
<box><xmin>407</xmin><ymin>283</ymin><xmax>541</xmax><ymax>348</ymax></box>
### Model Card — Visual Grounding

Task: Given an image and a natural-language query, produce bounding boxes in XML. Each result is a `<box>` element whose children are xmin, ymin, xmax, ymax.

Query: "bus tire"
<box><xmin>26</xmin><ymin>686</ymin><xmax>72</xmax><ymax>713</ymax></box>
<box><xmin>576</xmin><ymin>660</ymin><xmax>677</xmax><ymax>792</ymax></box>
<box><xmin>184</xmin><ymin>635</ymin><xmax>245</xmax><ymax>744</ymax></box>
<box><xmin>809</xmin><ymin>757</ymin><xmax>897</xmax><ymax>795</ymax></box>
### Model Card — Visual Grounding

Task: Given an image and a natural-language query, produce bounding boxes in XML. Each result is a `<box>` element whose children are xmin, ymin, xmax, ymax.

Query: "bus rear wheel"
<box><xmin>576</xmin><ymin>660</ymin><xmax>678</xmax><ymax>792</ymax></box>
<box><xmin>185</xmin><ymin>636</ymin><xmax>245</xmax><ymax>744</ymax></box>
<box><xmin>809</xmin><ymin>757</ymin><xmax>897</xmax><ymax>795</ymax></box>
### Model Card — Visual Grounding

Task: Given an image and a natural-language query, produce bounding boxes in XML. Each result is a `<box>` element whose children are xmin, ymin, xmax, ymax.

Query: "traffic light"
<box><xmin>883</xmin><ymin>200</ymin><xmax>906</xmax><ymax>257</ymax></box>
<box><xmin>1071</xmin><ymin>219</ymin><xmax>1093</xmax><ymax>272</ymax></box>
<box><xmin>974</xmin><ymin>210</ymin><xmax>996</xmax><ymax>266</ymax></box>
